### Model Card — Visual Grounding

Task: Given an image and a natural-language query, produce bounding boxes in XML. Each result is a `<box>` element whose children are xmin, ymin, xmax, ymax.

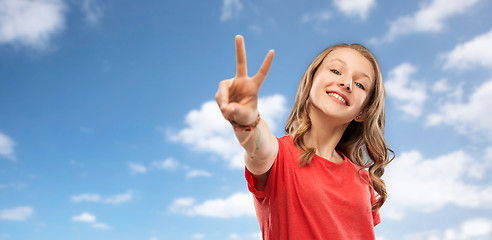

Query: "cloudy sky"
<box><xmin>1</xmin><ymin>0</ymin><xmax>492</xmax><ymax>239</ymax></box>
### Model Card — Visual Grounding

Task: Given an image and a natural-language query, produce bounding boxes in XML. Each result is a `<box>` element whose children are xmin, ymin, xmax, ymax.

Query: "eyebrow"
<box><xmin>329</xmin><ymin>58</ymin><xmax>372</xmax><ymax>82</ymax></box>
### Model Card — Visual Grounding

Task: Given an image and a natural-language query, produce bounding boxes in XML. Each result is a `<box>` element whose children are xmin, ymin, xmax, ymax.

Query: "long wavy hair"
<box><xmin>285</xmin><ymin>44</ymin><xmax>394</xmax><ymax>211</ymax></box>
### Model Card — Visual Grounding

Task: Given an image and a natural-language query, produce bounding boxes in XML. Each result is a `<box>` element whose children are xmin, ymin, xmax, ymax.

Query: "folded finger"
<box><xmin>215</xmin><ymin>80</ymin><xmax>231</xmax><ymax>112</ymax></box>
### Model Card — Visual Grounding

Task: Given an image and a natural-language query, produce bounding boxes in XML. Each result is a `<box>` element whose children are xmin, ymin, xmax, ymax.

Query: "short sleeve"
<box><xmin>360</xmin><ymin>168</ymin><xmax>381</xmax><ymax>227</ymax></box>
<box><xmin>245</xmin><ymin>166</ymin><xmax>267</xmax><ymax>199</ymax></box>
<box><xmin>244</xmin><ymin>136</ymin><xmax>284</xmax><ymax>201</ymax></box>
<box><xmin>370</xmin><ymin>188</ymin><xmax>381</xmax><ymax>226</ymax></box>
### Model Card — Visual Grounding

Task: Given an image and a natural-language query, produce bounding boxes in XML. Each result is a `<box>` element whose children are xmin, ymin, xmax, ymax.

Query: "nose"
<box><xmin>338</xmin><ymin>77</ymin><xmax>353</xmax><ymax>92</ymax></box>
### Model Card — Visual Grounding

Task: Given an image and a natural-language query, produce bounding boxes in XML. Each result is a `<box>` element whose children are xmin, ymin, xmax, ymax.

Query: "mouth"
<box><xmin>326</xmin><ymin>91</ymin><xmax>349</xmax><ymax>106</ymax></box>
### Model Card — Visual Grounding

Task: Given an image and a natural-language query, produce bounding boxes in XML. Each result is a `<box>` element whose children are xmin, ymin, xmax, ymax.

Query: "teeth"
<box><xmin>327</xmin><ymin>92</ymin><xmax>347</xmax><ymax>104</ymax></box>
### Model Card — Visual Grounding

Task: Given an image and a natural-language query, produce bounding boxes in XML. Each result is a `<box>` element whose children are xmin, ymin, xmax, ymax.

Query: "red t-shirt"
<box><xmin>245</xmin><ymin>135</ymin><xmax>380</xmax><ymax>240</ymax></box>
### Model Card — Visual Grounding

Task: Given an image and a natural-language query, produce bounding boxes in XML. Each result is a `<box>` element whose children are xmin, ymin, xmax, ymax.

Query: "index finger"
<box><xmin>235</xmin><ymin>35</ymin><xmax>248</xmax><ymax>77</ymax></box>
<box><xmin>253</xmin><ymin>49</ymin><xmax>275</xmax><ymax>86</ymax></box>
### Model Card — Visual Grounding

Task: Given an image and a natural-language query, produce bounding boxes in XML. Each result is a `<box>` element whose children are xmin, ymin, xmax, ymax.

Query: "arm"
<box><xmin>235</xmin><ymin>118</ymin><xmax>278</xmax><ymax>190</ymax></box>
<box><xmin>215</xmin><ymin>35</ymin><xmax>278</xmax><ymax>190</ymax></box>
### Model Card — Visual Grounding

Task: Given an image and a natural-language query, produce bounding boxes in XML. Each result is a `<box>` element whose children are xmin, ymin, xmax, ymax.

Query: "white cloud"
<box><xmin>130</xmin><ymin>157</ymin><xmax>185</xmax><ymax>174</ymax></box>
<box><xmin>405</xmin><ymin>218</ymin><xmax>492</xmax><ymax>240</ymax></box>
<box><xmin>72</xmin><ymin>212</ymin><xmax>96</xmax><ymax>222</ymax></box>
<box><xmin>486</xmin><ymin>146</ymin><xmax>492</xmax><ymax>160</ymax></box>
<box><xmin>248</xmin><ymin>232</ymin><xmax>262</xmax><ymax>240</ymax></box>
<box><xmin>169</xmin><ymin>192</ymin><xmax>255</xmax><ymax>218</ymax></box>
<box><xmin>72</xmin><ymin>212</ymin><xmax>110</xmax><ymax>229</ymax></box>
<box><xmin>460</xmin><ymin>218</ymin><xmax>492</xmax><ymax>239</ymax></box>
<box><xmin>104</xmin><ymin>191</ymin><xmax>132</xmax><ymax>204</ymax></box>
<box><xmin>169</xmin><ymin>197</ymin><xmax>195</xmax><ymax>210</ymax></box>
<box><xmin>0</xmin><ymin>181</ymin><xmax>26</xmax><ymax>190</ymax></box>
<box><xmin>229</xmin><ymin>232</ymin><xmax>261</xmax><ymax>240</ymax></box>
<box><xmin>168</xmin><ymin>95</ymin><xmax>288</xmax><ymax>168</ymax></box>
<box><xmin>80</xmin><ymin>0</ymin><xmax>103</xmax><ymax>25</ymax></box>
<box><xmin>129</xmin><ymin>162</ymin><xmax>147</xmax><ymax>174</ymax></box>
<box><xmin>70</xmin><ymin>159</ymin><xmax>85</xmax><ymax>167</ymax></box>
<box><xmin>248</xmin><ymin>24</ymin><xmax>262</xmax><ymax>35</ymax></box>
<box><xmin>152</xmin><ymin>157</ymin><xmax>179</xmax><ymax>170</ymax></box>
<box><xmin>301</xmin><ymin>10</ymin><xmax>331</xmax><ymax>24</ymax></box>
<box><xmin>0</xmin><ymin>206</ymin><xmax>34</xmax><ymax>221</ymax></box>
<box><xmin>442</xmin><ymin>29</ymin><xmax>492</xmax><ymax>70</ymax></box>
<box><xmin>71</xmin><ymin>193</ymin><xmax>101</xmax><ymax>202</ymax></box>
<box><xmin>0</xmin><ymin>233</ymin><xmax>10</xmax><ymax>239</ymax></box>
<box><xmin>333</xmin><ymin>0</ymin><xmax>375</xmax><ymax>20</ymax></box>
<box><xmin>382</xmin><ymin>150</ymin><xmax>492</xmax><ymax>220</ymax></box>
<box><xmin>91</xmin><ymin>222</ymin><xmax>109</xmax><ymax>229</ymax></box>
<box><xmin>384</xmin><ymin>63</ymin><xmax>427</xmax><ymax>117</ymax></box>
<box><xmin>432</xmin><ymin>78</ymin><xmax>451</xmax><ymax>93</ymax></box>
<box><xmin>220</xmin><ymin>0</ymin><xmax>242</xmax><ymax>21</ymax></box>
<box><xmin>0</xmin><ymin>132</ymin><xmax>15</xmax><ymax>160</ymax></box>
<box><xmin>426</xmin><ymin>79</ymin><xmax>492</xmax><ymax>140</ymax></box>
<box><xmin>0</xmin><ymin>0</ymin><xmax>66</xmax><ymax>49</ymax></box>
<box><xmin>192</xmin><ymin>233</ymin><xmax>205</xmax><ymax>239</ymax></box>
<box><xmin>71</xmin><ymin>191</ymin><xmax>133</xmax><ymax>204</ymax></box>
<box><xmin>374</xmin><ymin>0</ymin><xmax>480</xmax><ymax>43</ymax></box>
<box><xmin>186</xmin><ymin>169</ymin><xmax>212</xmax><ymax>178</ymax></box>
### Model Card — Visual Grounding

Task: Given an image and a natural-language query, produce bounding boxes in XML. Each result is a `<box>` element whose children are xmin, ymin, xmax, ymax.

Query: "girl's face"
<box><xmin>309</xmin><ymin>47</ymin><xmax>375</xmax><ymax>123</ymax></box>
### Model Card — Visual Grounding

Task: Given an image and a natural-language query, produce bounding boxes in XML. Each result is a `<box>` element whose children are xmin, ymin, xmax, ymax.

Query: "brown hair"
<box><xmin>285</xmin><ymin>43</ymin><xmax>394</xmax><ymax>211</ymax></box>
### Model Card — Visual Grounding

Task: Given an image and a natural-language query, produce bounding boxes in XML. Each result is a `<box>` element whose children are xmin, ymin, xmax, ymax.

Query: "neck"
<box><xmin>304</xmin><ymin>107</ymin><xmax>350</xmax><ymax>162</ymax></box>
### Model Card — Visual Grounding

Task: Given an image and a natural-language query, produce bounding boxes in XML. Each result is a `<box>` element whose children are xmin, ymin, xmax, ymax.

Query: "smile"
<box><xmin>326</xmin><ymin>91</ymin><xmax>349</xmax><ymax>106</ymax></box>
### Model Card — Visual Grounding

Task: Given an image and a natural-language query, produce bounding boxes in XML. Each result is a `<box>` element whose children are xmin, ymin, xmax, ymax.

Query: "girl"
<box><xmin>215</xmin><ymin>35</ymin><xmax>393</xmax><ymax>240</ymax></box>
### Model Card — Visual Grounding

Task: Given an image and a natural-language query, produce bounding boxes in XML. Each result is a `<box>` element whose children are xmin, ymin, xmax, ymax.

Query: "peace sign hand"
<box><xmin>215</xmin><ymin>35</ymin><xmax>275</xmax><ymax>126</ymax></box>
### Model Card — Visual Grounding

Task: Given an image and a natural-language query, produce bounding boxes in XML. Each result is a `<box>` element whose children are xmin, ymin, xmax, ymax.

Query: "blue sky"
<box><xmin>1</xmin><ymin>0</ymin><xmax>492</xmax><ymax>239</ymax></box>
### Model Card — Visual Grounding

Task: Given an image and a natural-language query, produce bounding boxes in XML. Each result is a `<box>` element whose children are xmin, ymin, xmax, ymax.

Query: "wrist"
<box><xmin>230</xmin><ymin>113</ymin><xmax>261</xmax><ymax>131</ymax></box>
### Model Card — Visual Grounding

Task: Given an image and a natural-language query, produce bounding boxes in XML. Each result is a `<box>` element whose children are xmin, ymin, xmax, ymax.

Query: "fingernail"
<box><xmin>231</xmin><ymin>107</ymin><xmax>236</xmax><ymax>112</ymax></box>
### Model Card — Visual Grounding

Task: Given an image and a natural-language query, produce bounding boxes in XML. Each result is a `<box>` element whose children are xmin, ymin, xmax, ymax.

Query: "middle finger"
<box><xmin>235</xmin><ymin>35</ymin><xmax>248</xmax><ymax>77</ymax></box>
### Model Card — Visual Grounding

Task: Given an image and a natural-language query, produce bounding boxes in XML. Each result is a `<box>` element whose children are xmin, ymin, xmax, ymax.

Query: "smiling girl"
<box><xmin>215</xmin><ymin>35</ymin><xmax>393</xmax><ymax>240</ymax></box>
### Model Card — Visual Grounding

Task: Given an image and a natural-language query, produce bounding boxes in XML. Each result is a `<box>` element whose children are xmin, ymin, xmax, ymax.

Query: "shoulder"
<box><xmin>277</xmin><ymin>135</ymin><xmax>294</xmax><ymax>151</ymax></box>
<box><xmin>274</xmin><ymin>135</ymin><xmax>300</xmax><ymax>164</ymax></box>
<box><xmin>278</xmin><ymin>134</ymin><xmax>293</xmax><ymax>142</ymax></box>
<box><xmin>279</xmin><ymin>134</ymin><xmax>299</xmax><ymax>151</ymax></box>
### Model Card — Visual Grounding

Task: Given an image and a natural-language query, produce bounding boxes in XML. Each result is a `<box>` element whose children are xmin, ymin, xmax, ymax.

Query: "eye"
<box><xmin>330</xmin><ymin>69</ymin><xmax>341</xmax><ymax>75</ymax></box>
<box><xmin>355</xmin><ymin>82</ymin><xmax>365</xmax><ymax>90</ymax></box>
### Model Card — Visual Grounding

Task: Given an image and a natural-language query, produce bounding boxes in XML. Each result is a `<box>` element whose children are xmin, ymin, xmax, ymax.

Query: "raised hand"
<box><xmin>215</xmin><ymin>35</ymin><xmax>275</xmax><ymax>126</ymax></box>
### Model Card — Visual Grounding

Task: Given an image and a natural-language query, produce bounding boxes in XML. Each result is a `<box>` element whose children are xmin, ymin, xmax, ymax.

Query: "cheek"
<box><xmin>309</xmin><ymin>86</ymin><xmax>316</xmax><ymax>99</ymax></box>
<box><xmin>308</xmin><ymin>88</ymin><xmax>317</xmax><ymax>107</ymax></box>
<box><xmin>353</xmin><ymin>93</ymin><xmax>369</xmax><ymax>109</ymax></box>
<box><xmin>310</xmin><ymin>77</ymin><xmax>326</xmax><ymax>97</ymax></box>
<box><xmin>309</xmin><ymin>81</ymin><xmax>320</xmax><ymax>99</ymax></box>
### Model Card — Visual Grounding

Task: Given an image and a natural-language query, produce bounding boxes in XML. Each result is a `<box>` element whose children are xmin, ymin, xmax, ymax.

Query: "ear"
<box><xmin>354</xmin><ymin>111</ymin><xmax>366</xmax><ymax>122</ymax></box>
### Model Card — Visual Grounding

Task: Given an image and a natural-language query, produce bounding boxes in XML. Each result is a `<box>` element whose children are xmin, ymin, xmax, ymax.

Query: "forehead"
<box><xmin>323</xmin><ymin>47</ymin><xmax>375</xmax><ymax>80</ymax></box>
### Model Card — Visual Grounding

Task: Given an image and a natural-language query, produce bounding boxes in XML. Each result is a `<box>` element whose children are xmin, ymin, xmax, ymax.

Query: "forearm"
<box><xmin>234</xmin><ymin>118</ymin><xmax>278</xmax><ymax>175</ymax></box>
